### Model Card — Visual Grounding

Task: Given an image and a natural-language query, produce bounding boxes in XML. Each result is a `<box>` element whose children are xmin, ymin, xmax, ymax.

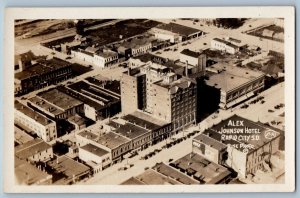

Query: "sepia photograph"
<box><xmin>4</xmin><ymin>7</ymin><xmax>295</xmax><ymax>193</ymax></box>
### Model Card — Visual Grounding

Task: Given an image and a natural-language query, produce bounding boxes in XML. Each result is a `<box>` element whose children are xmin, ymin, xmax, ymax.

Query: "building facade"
<box><xmin>211</xmin><ymin>38</ymin><xmax>239</xmax><ymax>54</ymax></box>
<box><xmin>14</xmin><ymin>101</ymin><xmax>57</xmax><ymax>142</ymax></box>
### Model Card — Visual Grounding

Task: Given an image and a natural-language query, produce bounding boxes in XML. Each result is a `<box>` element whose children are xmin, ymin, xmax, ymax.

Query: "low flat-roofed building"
<box><xmin>79</xmin><ymin>143</ymin><xmax>111</xmax><ymax>174</ymax></box>
<box><xmin>67</xmin><ymin>114</ymin><xmax>87</xmax><ymax>130</ymax></box>
<box><xmin>193</xmin><ymin>114</ymin><xmax>282</xmax><ymax>179</ymax></box>
<box><xmin>211</xmin><ymin>38</ymin><xmax>240</xmax><ymax>54</ymax></box>
<box><xmin>76</xmin><ymin>130</ymin><xmax>131</xmax><ymax>163</ymax></box>
<box><xmin>28</xmin><ymin>88</ymin><xmax>83</xmax><ymax>120</ymax></box>
<box><xmin>14</xmin><ymin>100</ymin><xmax>57</xmax><ymax>142</ymax></box>
<box><xmin>135</xmin><ymin>169</ymin><xmax>182</xmax><ymax>185</ymax></box>
<box><xmin>152</xmin><ymin>162</ymin><xmax>199</xmax><ymax>185</ymax></box>
<box><xmin>71</xmin><ymin>48</ymin><xmax>118</xmax><ymax>68</ymax></box>
<box><xmin>122</xmin><ymin>111</ymin><xmax>172</xmax><ymax>144</ymax></box>
<box><xmin>118</xmin><ymin>37</ymin><xmax>154</xmax><ymax>58</ymax></box>
<box><xmin>109</xmin><ymin>120</ymin><xmax>151</xmax><ymax>151</ymax></box>
<box><xmin>47</xmin><ymin>155</ymin><xmax>90</xmax><ymax>184</ymax></box>
<box><xmin>205</xmin><ymin>63</ymin><xmax>265</xmax><ymax>109</ymax></box>
<box><xmin>14</xmin><ymin>124</ymin><xmax>34</xmax><ymax>145</ymax></box>
<box><xmin>152</xmin><ymin>23</ymin><xmax>203</xmax><ymax>43</ymax></box>
<box><xmin>15</xmin><ymin>138</ymin><xmax>53</xmax><ymax>163</ymax></box>
<box><xmin>171</xmin><ymin>153</ymin><xmax>232</xmax><ymax>184</ymax></box>
<box><xmin>15</xmin><ymin>157</ymin><xmax>52</xmax><ymax>185</ymax></box>
<box><xmin>58</xmin><ymin>80</ymin><xmax>121</xmax><ymax>121</ymax></box>
<box><xmin>14</xmin><ymin>57</ymin><xmax>73</xmax><ymax>95</ymax></box>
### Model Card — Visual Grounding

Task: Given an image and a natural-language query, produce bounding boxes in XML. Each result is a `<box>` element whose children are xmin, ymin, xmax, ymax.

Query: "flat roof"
<box><xmin>57</xmin><ymin>85</ymin><xmax>105</xmax><ymax>111</ymax></box>
<box><xmin>205</xmin><ymin>114</ymin><xmax>281</xmax><ymax>153</ymax></box>
<box><xmin>155</xmin><ymin>76</ymin><xmax>194</xmax><ymax>92</ymax></box>
<box><xmin>152</xmin><ymin>163</ymin><xmax>199</xmax><ymax>185</ymax></box>
<box><xmin>113</xmin><ymin>122</ymin><xmax>150</xmax><ymax>140</ymax></box>
<box><xmin>156</xmin><ymin>22</ymin><xmax>202</xmax><ymax>36</ymax></box>
<box><xmin>206</xmin><ymin>63</ymin><xmax>265</xmax><ymax>93</ymax></box>
<box><xmin>14</xmin><ymin>125</ymin><xmax>34</xmax><ymax>144</ymax></box>
<box><xmin>15</xmin><ymin>58</ymin><xmax>70</xmax><ymax>81</ymax></box>
<box><xmin>15</xmin><ymin>138</ymin><xmax>52</xmax><ymax>160</ymax></box>
<box><xmin>80</xmin><ymin>143</ymin><xmax>109</xmax><ymax>157</ymax></box>
<box><xmin>37</xmin><ymin>88</ymin><xmax>83</xmax><ymax>111</ymax></box>
<box><xmin>77</xmin><ymin>130</ymin><xmax>130</xmax><ymax>150</ymax></box>
<box><xmin>68</xmin><ymin>81</ymin><xmax>119</xmax><ymax>104</ymax></box>
<box><xmin>121</xmin><ymin>177</ymin><xmax>146</xmax><ymax>185</ymax></box>
<box><xmin>212</xmin><ymin>38</ymin><xmax>239</xmax><ymax>49</ymax></box>
<box><xmin>47</xmin><ymin>155</ymin><xmax>90</xmax><ymax>179</ymax></box>
<box><xmin>15</xmin><ymin>100</ymin><xmax>54</xmax><ymax>126</ymax></box>
<box><xmin>119</xmin><ymin>37</ymin><xmax>153</xmax><ymax>49</ymax></box>
<box><xmin>123</xmin><ymin>111</ymin><xmax>169</xmax><ymax>130</ymax></box>
<box><xmin>85</xmin><ymin>76</ymin><xmax>121</xmax><ymax>95</ymax></box>
<box><xmin>96</xmin><ymin>49</ymin><xmax>118</xmax><ymax>58</ymax></box>
<box><xmin>15</xmin><ymin>157</ymin><xmax>52</xmax><ymax>185</ymax></box>
<box><xmin>173</xmin><ymin>153</ymin><xmax>231</xmax><ymax>184</ymax></box>
<box><xmin>29</xmin><ymin>96</ymin><xmax>64</xmax><ymax>116</ymax></box>
<box><xmin>180</xmin><ymin>49</ymin><xmax>202</xmax><ymax>58</ymax></box>
<box><xmin>194</xmin><ymin>132</ymin><xmax>227</xmax><ymax>151</ymax></box>
<box><xmin>68</xmin><ymin>114</ymin><xmax>87</xmax><ymax>126</ymax></box>
<box><xmin>135</xmin><ymin>169</ymin><xmax>181</xmax><ymax>185</ymax></box>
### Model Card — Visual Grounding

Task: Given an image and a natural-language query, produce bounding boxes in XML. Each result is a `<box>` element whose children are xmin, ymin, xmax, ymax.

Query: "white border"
<box><xmin>4</xmin><ymin>7</ymin><xmax>295</xmax><ymax>193</ymax></box>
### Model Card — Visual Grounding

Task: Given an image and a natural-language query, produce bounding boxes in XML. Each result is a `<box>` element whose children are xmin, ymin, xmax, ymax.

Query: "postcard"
<box><xmin>4</xmin><ymin>7</ymin><xmax>295</xmax><ymax>193</ymax></box>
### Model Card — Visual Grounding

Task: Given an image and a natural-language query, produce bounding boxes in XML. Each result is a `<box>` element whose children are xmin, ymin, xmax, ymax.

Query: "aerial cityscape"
<box><xmin>13</xmin><ymin>18</ymin><xmax>285</xmax><ymax>186</ymax></box>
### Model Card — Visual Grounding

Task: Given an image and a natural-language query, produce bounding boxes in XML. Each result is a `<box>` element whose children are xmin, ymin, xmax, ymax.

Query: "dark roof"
<box><xmin>180</xmin><ymin>49</ymin><xmax>202</xmax><ymax>58</ymax></box>
<box><xmin>156</xmin><ymin>23</ymin><xmax>202</xmax><ymax>36</ymax></box>
<box><xmin>122</xmin><ymin>113</ymin><xmax>166</xmax><ymax>131</ymax></box>
<box><xmin>80</xmin><ymin>144</ymin><xmax>109</xmax><ymax>157</ymax></box>
<box><xmin>15</xmin><ymin>58</ymin><xmax>71</xmax><ymax>81</ymax></box>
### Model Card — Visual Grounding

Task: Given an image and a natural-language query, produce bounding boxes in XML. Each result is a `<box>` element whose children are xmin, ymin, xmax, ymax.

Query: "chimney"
<box><xmin>185</xmin><ymin>61</ymin><xmax>189</xmax><ymax>77</ymax></box>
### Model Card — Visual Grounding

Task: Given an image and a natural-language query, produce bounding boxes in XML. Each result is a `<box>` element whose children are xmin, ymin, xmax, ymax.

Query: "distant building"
<box><xmin>79</xmin><ymin>143</ymin><xmax>111</xmax><ymax>174</ymax></box>
<box><xmin>15</xmin><ymin>138</ymin><xmax>53</xmax><ymax>163</ymax></box>
<box><xmin>14</xmin><ymin>58</ymin><xmax>73</xmax><ymax>96</ymax></box>
<box><xmin>274</xmin><ymin>18</ymin><xmax>284</xmax><ymax>28</ymax></box>
<box><xmin>205</xmin><ymin>63</ymin><xmax>265</xmax><ymax>109</ymax></box>
<box><xmin>47</xmin><ymin>155</ymin><xmax>90</xmax><ymax>184</ymax></box>
<box><xmin>15</xmin><ymin>157</ymin><xmax>52</xmax><ymax>185</ymax></box>
<box><xmin>71</xmin><ymin>48</ymin><xmax>118</xmax><ymax>68</ymax></box>
<box><xmin>117</xmin><ymin>37</ymin><xmax>154</xmax><ymax>58</ymax></box>
<box><xmin>28</xmin><ymin>88</ymin><xmax>84</xmax><ymax>120</ymax></box>
<box><xmin>179</xmin><ymin>49</ymin><xmax>207</xmax><ymax>76</ymax></box>
<box><xmin>192</xmin><ymin>115</ymin><xmax>282</xmax><ymax>178</ymax></box>
<box><xmin>152</xmin><ymin>23</ymin><xmax>203</xmax><ymax>43</ymax></box>
<box><xmin>14</xmin><ymin>50</ymin><xmax>36</xmax><ymax>72</ymax></box>
<box><xmin>211</xmin><ymin>38</ymin><xmax>240</xmax><ymax>54</ymax></box>
<box><xmin>14</xmin><ymin>101</ymin><xmax>57</xmax><ymax>142</ymax></box>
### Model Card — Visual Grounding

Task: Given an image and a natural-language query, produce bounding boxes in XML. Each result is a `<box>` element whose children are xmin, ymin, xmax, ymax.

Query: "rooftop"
<box><xmin>113</xmin><ymin>122</ymin><xmax>150</xmax><ymax>140</ymax></box>
<box><xmin>212</xmin><ymin>38</ymin><xmax>239</xmax><ymax>49</ymax></box>
<box><xmin>173</xmin><ymin>153</ymin><xmax>231</xmax><ymax>184</ymax></box>
<box><xmin>36</xmin><ymin>88</ymin><xmax>83</xmax><ymax>111</ymax></box>
<box><xmin>80</xmin><ymin>143</ymin><xmax>109</xmax><ymax>157</ymax></box>
<box><xmin>67</xmin><ymin>81</ymin><xmax>119</xmax><ymax>104</ymax></box>
<box><xmin>47</xmin><ymin>155</ymin><xmax>90</xmax><ymax>179</ymax></box>
<box><xmin>14</xmin><ymin>125</ymin><xmax>34</xmax><ymax>144</ymax></box>
<box><xmin>180</xmin><ymin>49</ymin><xmax>202</xmax><ymax>58</ymax></box>
<box><xmin>121</xmin><ymin>177</ymin><xmax>146</xmax><ymax>185</ymax></box>
<box><xmin>156</xmin><ymin>22</ymin><xmax>202</xmax><ymax>36</ymax></box>
<box><xmin>15</xmin><ymin>138</ymin><xmax>52</xmax><ymax>160</ymax></box>
<box><xmin>152</xmin><ymin>163</ymin><xmax>199</xmax><ymax>185</ymax></box>
<box><xmin>119</xmin><ymin>37</ymin><xmax>154</xmax><ymax>50</ymax></box>
<box><xmin>193</xmin><ymin>132</ymin><xmax>227</xmax><ymax>151</ymax></box>
<box><xmin>15</xmin><ymin>57</ymin><xmax>71</xmax><ymax>81</ymax></box>
<box><xmin>15</xmin><ymin>157</ymin><xmax>52</xmax><ymax>185</ymax></box>
<box><xmin>205</xmin><ymin>63</ymin><xmax>265</xmax><ymax>93</ymax></box>
<box><xmin>77</xmin><ymin>131</ymin><xmax>130</xmax><ymax>150</ymax></box>
<box><xmin>155</xmin><ymin>76</ymin><xmax>194</xmax><ymax>92</ymax></box>
<box><xmin>96</xmin><ymin>49</ymin><xmax>118</xmax><ymax>58</ymax></box>
<box><xmin>206</xmin><ymin>114</ymin><xmax>281</xmax><ymax>153</ymax></box>
<box><xmin>15</xmin><ymin>100</ymin><xmax>54</xmax><ymax>126</ymax></box>
<box><xmin>135</xmin><ymin>169</ymin><xmax>181</xmax><ymax>185</ymax></box>
<box><xmin>123</xmin><ymin>111</ymin><xmax>169</xmax><ymax>131</ymax></box>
